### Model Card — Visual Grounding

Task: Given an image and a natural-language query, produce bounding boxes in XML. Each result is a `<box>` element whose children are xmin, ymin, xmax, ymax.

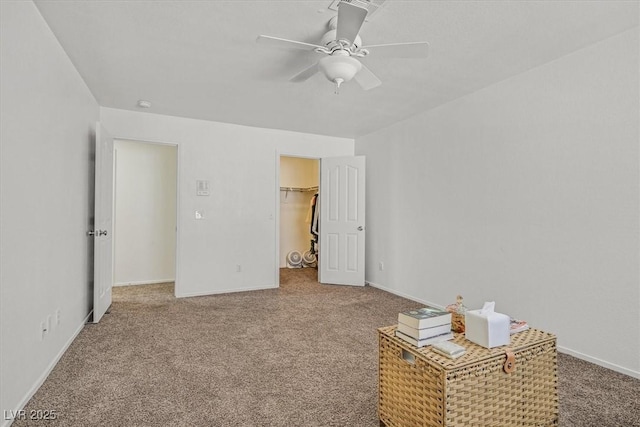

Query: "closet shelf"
<box><xmin>279</xmin><ymin>186</ymin><xmax>318</xmax><ymax>193</ymax></box>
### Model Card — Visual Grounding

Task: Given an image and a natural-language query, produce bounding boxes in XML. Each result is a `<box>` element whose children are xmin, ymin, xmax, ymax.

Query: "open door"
<box><xmin>318</xmin><ymin>156</ymin><xmax>365</xmax><ymax>286</ymax></box>
<box><xmin>92</xmin><ymin>122</ymin><xmax>114</xmax><ymax>323</ymax></box>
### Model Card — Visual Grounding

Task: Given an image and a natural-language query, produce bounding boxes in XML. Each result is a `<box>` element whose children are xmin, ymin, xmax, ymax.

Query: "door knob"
<box><xmin>357</xmin><ymin>226</ymin><xmax>364</xmax><ymax>231</ymax></box>
<box><xmin>98</xmin><ymin>230</ymin><xmax>108</xmax><ymax>237</ymax></box>
<box><xmin>87</xmin><ymin>230</ymin><xmax>96</xmax><ymax>237</ymax></box>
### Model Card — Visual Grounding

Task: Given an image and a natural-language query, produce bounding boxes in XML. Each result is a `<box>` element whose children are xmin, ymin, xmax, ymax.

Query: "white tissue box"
<box><xmin>465</xmin><ymin>309</ymin><xmax>510</xmax><ymax>348</ymax></box>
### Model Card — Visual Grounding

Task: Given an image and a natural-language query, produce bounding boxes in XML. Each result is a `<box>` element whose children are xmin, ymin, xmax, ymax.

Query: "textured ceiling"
<box><xmin>34</xmin><ymin>0</ymin><xmax>638</xmax><ymax>139</ymax></box>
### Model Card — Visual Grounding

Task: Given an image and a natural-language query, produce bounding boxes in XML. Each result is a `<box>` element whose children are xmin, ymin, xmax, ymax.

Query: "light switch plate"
<box><xmin>196</xmin><ymin>180</ymin><xmax>210</xmax><ymax>196</ymax></box>
<box><xmin>195</xmin><ymin>210</ymin><xmax>204</xmax><ymax>220</ymax></box>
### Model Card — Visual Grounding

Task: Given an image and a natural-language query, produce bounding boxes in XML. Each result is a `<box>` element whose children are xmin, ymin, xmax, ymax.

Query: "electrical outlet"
<box><xmin>236</xmin><ymin>264</ymin><xmax>242</xmax><ymax>273</ymax></box>
<box><xmin>378</xmin><ymin>261</ymin><xmax>384</xmax><ymax>271</ymax></box>
<box><xmin>55</xmin><ymin>309</ymin><xmax>61</xmax><ymax>325</ymax></box>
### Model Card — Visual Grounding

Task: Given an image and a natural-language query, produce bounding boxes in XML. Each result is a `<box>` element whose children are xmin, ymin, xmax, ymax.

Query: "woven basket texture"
<box><xmin>378</xmin><ymin>326</ymin><xmax>558</xmax><ymax>427</ymax></box>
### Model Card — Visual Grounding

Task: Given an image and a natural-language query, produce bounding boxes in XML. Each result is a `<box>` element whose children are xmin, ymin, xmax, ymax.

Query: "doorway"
<box><xmin>278</xmin><ymin>156</ymin><xmax>320</xmax><ymax>284</ymax></box>
<box><xmin>113</xmin><ymin>139</ymin><xmax>178</xmax><ymax>294</ymax></box>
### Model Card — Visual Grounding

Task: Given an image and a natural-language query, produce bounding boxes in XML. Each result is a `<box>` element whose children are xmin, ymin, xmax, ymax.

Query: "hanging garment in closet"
<box><xmin>310</xmin><ymin>194</ymin><xmax>319</xmax><ymax>238</ymax></box>
<box><xmin>305</xmin><ymin>195</ymin><xmax>315</xmax><ymax>224</ymax></box>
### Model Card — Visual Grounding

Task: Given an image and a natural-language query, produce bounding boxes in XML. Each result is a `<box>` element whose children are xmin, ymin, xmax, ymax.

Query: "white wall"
<box><xmin>114</xmin><ymin>140</ymin><xmax>177</xmax><ymax>286</ymax></box>
<box><xmin>279</xmin><ymin>157</ymin><xmax>319</xmax><ymax>267</ymax></box>
<box><xmin>0</xmin><ymin>1</ymin><xmax>99</xmax><ymax>423</ymax></box>
<box><xmin>100</xmin><ymin>108</ymin><xmax>353</xmax><ymax>297</ymax></box>
<box><xmin>356</xmin><ymin>28</ymin><xmax>640</xmax><ymax>377</ymax></box>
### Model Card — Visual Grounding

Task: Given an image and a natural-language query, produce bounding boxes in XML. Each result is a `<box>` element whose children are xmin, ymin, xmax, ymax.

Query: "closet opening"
<box><xmin>278</xmin><ymin>155</ymin><xmax>320</xmax><ymax>285</ymax></box>
<box><xmin>112</xmin><ymin>139</ymin><xmax>178</xmax><ymax>301</ymax></box>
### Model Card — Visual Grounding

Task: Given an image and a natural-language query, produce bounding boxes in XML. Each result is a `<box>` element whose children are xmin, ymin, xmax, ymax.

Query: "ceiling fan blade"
<box><xmin>289</xmin><ymin>62</ymin><xmax>320</xmax><ymax>83</ymax></box>
<box><xmin>257</xmin><ymin>35</ymin><xmax>324</xmax><ymax>51</ymax></box>
<box><xmin>354</xmin><ymin>63</ymin><xmax>381</xmax><ymax>91</ymax></box>
<box><xmin>361</xmin><ymin>41</ymin><xmax>430</xmax><ymax>58</ymax></box>
<box><xmin>336</xmin><ymin>1</ymin><xmax>368</xmax><ymax>46</ymax></box>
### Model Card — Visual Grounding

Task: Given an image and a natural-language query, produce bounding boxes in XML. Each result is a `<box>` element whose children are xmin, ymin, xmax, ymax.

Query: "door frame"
<box><xmin>274</xmin><ymin>152</ymin><xmax>320</xmax><ymax>287</ymax></box>
<box><xmin>109</xmin><ymin>136</ymin><xmax>182</xmax><ymax>297</ymax></box>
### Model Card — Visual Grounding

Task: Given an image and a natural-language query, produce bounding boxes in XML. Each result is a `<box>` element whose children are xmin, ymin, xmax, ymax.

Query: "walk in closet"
<box><xmin>279</xmin><ymin>156</ymin><xmax>319</xmax><ymax>271</ymax></box>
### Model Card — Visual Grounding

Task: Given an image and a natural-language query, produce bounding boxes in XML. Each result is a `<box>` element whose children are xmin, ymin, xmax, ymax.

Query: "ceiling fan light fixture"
<box><xmin>318</xmin><ymin>54</ymin><xmax>362</xmax><ymax>87</ymax></box>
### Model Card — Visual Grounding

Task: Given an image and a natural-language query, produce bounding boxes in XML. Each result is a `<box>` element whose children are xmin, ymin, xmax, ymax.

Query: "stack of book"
<box><xmin>395</xmin><ymin>306</ymin><xmax>453</xmax><ymax>348</ymax></box>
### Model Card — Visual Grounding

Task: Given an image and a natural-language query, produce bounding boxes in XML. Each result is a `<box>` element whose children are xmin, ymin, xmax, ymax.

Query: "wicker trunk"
<box><xmin>378</xmin><ymin>326</ymin><xmax>558</xmax><ymax>427</ymax></box>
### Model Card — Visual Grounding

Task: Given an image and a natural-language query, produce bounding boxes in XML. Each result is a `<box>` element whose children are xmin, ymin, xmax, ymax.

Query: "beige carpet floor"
<box><xmin>13</xmin><ymin>268</ymin><xmax>640</xmax><ymax>426</ymax></box>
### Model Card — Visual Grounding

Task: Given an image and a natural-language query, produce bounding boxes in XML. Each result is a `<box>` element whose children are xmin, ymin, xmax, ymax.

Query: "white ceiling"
<box><xmin>34</xmin><ymin>0</ymin><xmax>638</xmax><ymax>139</ymax></box>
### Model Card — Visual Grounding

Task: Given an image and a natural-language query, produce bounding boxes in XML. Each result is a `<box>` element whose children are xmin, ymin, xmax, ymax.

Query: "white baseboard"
<box><xmin>2</xmin><ymin>312</ymin><xmax>91</xmax><ymax>427</ymax></box>
<box><xmin>366</xmin><ymin>280</ymin><xmax>446</xmax><ymax>310</ymax></box>
<box><xmin>176</xmin><ymin>284</ymin><xmax>278</xmax><ymax>298</ymax></box>
<box><xmin>366</xmin><ymin>280</ymin><xmax>639</xmax><ymax>379</ymax></box>
<box><xmin>557</xmin><ymin>346</ymin><xmax>640</xmax><ymax>379</ymax></box>
<box><xmin>114</xmin><ymin>278</ymin><xmax>175</xmax><ymax>287</ymax></box>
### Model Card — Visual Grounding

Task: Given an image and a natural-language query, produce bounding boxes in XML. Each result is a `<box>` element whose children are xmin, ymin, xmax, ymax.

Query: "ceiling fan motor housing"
<box><xmin>321</xmin><ymin>29</ymin><xmax>362</xmax><ymax>52</ymax></box>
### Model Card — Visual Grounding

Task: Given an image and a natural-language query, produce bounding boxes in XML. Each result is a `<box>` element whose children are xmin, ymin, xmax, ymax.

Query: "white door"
<box><xmin>92</xmin><ymin>122</ymin><xmax>114</xmax><ymax>323</ymax></box>
<box><xmin>319</xmin><ymin>156</ymin><xmax>366</xmax><ymax>286</ymax></box>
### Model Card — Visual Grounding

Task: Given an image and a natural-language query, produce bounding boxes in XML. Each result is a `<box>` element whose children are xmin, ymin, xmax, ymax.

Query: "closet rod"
<box><xmin>279</xmin><ymin>186</ymin><xmax>318</xmax><ymax>193</ymax></box>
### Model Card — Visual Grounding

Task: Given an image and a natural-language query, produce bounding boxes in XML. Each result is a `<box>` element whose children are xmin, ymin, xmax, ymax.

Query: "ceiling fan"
<box><xmin>256</xmin><ymin>0</ymin><xmax>429</xmax><ymax>94</ymax></box>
